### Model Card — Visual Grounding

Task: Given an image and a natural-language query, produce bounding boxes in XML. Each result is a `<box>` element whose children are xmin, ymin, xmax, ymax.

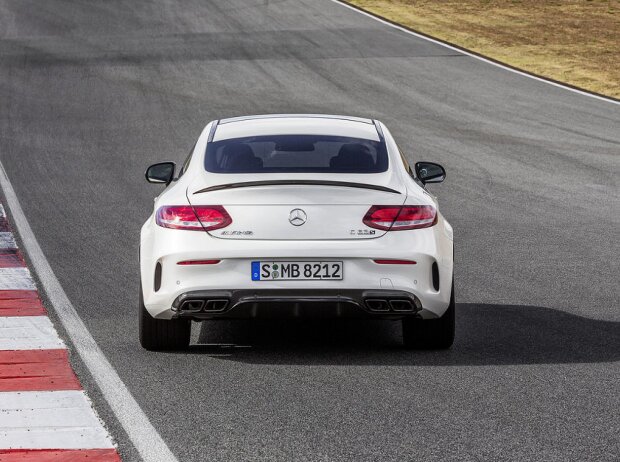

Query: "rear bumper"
<box><xmin>171</xmin><ymin>289</ymin><xmax>436</xmax><ymax>320</ymax></box>
<box><xmin>140</xmin><ymin>214</ymin><xmax>454</xmax><ymax>319</ymax></box>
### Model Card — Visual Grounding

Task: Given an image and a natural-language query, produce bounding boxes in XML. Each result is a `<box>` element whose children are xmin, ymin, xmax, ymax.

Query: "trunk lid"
<box><xmin>187</xmin><ymin>181</ymin><xmax>406</xmax><ymax>240</ymax></box>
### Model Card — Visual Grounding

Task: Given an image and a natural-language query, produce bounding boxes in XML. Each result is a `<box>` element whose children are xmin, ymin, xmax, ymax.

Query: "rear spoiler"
<box><xmin>193</xmin><ymin>180</ymin><xmax>401</xmax><ymax>195</ymax></box>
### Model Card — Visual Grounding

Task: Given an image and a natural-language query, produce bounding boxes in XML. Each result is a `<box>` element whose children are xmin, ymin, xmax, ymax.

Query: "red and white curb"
<box><xmin>0</xmin><ymin>204</ymin><xmax>121</xmax><ymax>461</ymax></box>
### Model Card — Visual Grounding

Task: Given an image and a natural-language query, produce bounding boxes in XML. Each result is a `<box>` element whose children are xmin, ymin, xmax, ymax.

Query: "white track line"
<box><xmin>0</xmin><ymin>267</ymin><xmax>36</xmax><ymax>290</ymax></box>
<box><xmin>0</xmin><ymin>163</ymin><xmax>179</xmax><ymax>462</ymax></box>
<box><xmin>0</xmin><ymin>316</ymin><xmax>65</xmax><ymax>350</ymax></box>
<box><xmin>330</xmin><ymin>0</ymin><xmax>620</xmax><ymax>106</ymax></box>
<box><xmin>0</xmin><ymin>390</ymin><xmax>114</xmax><ymax>449</ymax></box>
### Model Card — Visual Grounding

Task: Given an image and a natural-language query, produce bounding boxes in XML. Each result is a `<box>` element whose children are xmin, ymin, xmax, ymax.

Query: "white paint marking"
<box><xmin>330</xmin><ymin>0</ymin><xmax>620</xmax><ymax>106</ymax></box>
<box><xmin>0</xmin><ymin>163</ymin><xmax>179</xmax><ymax>462</ymax></box>
<box><xmin>0</xmin><ymin>316</ymin><xmax>65</xmax><ymax>350</ymax></box>
<box><xmin>0</xmin><ymin>232</ymin><xmax>17</xmax><ymax>249</ymax></box>
<box><xmin>0</xmin><ymin>390</ymin><xmax>114</xmax><ymax>449</ymax></box>
<box><xmin>0</xmin><ymin>204</ymin><xmax>5</xmax><ymax>218</ymax></box>
<box><xmin>0</xmin><ymin>267</ymin><xmax>35</xmax><ymax>290</ymax></box>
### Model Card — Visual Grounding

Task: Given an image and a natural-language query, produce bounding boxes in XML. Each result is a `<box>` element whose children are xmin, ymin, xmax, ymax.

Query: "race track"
<box><xmin>0</xmin><ymin>0</ymin><xmax>619</xmax><ymax>460</ymax></box>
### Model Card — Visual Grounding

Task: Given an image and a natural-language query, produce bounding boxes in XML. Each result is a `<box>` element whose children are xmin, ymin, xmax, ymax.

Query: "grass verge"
<box><xmin>343</xmin><ymin>0</ymin><xmax>620</xmax><ymax>99</ymax></box>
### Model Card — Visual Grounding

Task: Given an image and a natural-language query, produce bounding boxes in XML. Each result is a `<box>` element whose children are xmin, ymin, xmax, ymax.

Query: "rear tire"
<box><xmin>402</xmin><ymin>283</ymin><xmax>455</xmax><ymax>349</ymax></box>
<box><xmin>139</xmin><ymin>285</ymin><xmax>190</xmax><ymax>351</ymax></box>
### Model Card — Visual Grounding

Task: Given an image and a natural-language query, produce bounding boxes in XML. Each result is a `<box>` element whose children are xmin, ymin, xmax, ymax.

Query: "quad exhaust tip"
<box><xmin>389</xmin><ymin>299</ymin><xmax>415</xmax><ymax>311</ymax></box>
<box><xmin>181</xmin><ymin>300</ymin><xmax>204</xmax><ymax>313</ymax></box>
<box><xmin>365</xmin><ymin>297</ymin><xmax>421</xmax><ymax>312</ymax></box>
<box><xmin>179</xmin><ymin>299</ymin><xmax>229</xmax><ymax>313</ymax></box>
<box><xmin>204</xmin><ymin>299</ymin><xmax>229</xmax><ymax>312</ymax></box>
<box><xmin>366</xmin><ymin>299</ymin><xmax>390</xmax><ymax>311</ymax></box>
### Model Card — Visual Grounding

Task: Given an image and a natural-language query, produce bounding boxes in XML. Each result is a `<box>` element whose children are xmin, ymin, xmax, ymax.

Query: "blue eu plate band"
<box><xmin>251</xmin><ymin>261</ymin><xmax>261</xmax><ymax>281</ymax></box>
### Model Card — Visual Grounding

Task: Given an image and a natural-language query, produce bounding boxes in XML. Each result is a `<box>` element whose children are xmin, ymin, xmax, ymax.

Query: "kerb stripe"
<box><xmin>0</xmin><ymin>290</ymin><xmax>46</xmax><ymax>316</ymax></box>
<box><xmin>0</xmin><ymin>316</ymin><xmax>65</xmax><ymax>350</ymax></box>
<box><xmin>0</xmin><ymin>390</ymin><xmax>114</xmax><ymax>450</ymax></box>
<box><xmin>0</xmin><ymin>449</ymin><xmax>121</xmax><ymax>461</ymax></box>
<box><xmin>0</xmin><ymin>349</ymin><xmax>81</xmax><ymax>392</ymax></box>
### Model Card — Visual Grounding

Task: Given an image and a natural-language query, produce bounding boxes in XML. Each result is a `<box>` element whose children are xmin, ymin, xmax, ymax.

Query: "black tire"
<box><xmin>139</xmin><ymin>285</ymin><xmax>190</xmax><ymax>351</ymax></box>
<box><xmin>402</xmin><ymin>283</ymin><xmax>455</xmax><ymax>349</ymax></box>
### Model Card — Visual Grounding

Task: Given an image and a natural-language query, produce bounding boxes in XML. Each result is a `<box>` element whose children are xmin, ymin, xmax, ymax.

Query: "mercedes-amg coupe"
<box><xmin>140</xmin><ymin>114</ymin><xmax>454</xmax><ymax>350</ymax></box>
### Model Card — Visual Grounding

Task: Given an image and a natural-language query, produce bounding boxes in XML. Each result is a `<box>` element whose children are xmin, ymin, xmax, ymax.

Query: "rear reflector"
<box><xmin>177</xmin><ymin>260</ymin><xmax>221</xmax><ymax>265</ymax></box>
<box><xmin>156</xmin><ymin>206</ymin><xmax>232</xmax><ymax>231</ymax></box>
<box><xmin>363</xmin><ymin>205</ymin><xmax>437</xmax><ymax>231</ymax></box>
<box><xmin>373</xmin><ymin>259</ymin><xmax>417</xmax><ymax>265</ymax></box>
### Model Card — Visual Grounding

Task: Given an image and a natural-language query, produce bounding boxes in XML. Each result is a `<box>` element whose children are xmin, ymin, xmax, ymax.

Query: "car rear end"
<box><xmin>143</xmin><ymin>198</ymin><xmax>452</xmax><ymax>319</ymax></box>
<box><xmin>140</xmin><ymin>116</ymin><xmax>453</xmax><ymax>324</ymax></box>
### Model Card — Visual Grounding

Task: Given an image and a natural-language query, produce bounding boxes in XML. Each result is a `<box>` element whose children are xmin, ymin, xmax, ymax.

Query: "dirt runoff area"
<box><xmin>344</xmin><ymin>0</ymin><xmax>620</xmax><ymax>99</ymax></box>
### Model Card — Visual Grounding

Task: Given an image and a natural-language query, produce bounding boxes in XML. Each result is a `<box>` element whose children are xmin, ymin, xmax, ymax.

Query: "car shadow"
<box><xmin>188</xmin><ymin>303</ymin><xmax>620</xmax><ymax>366</ymax></box>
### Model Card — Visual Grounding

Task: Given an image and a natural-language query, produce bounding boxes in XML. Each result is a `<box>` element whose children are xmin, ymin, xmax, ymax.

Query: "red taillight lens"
<box><xmin>193</xmin><ymin>206</ymin><xmax>232</xmax><ymax>230</ymax></box>
<box><xmin>156</xmin><ymin>206</ymin><xmax>202</xmax><ymax>230</ymax></box>
<box><xmin>362</xmin><ymin>206</ymin><xmax>401</xmax><ymax>230</ymax></box>
<box><xmin>363</xmin><ymin>205</ymin><xmax>437</xmax><ymax>231</ymax></box>
<box><xmin>393</xmin><ymin>205</ymin><xmax>437</xmax><ymax>229</ymax></box>
<box><xmin>156</xmin><ymin>206</ymin><xmax>232</xmax><ymax>231</ymax></box>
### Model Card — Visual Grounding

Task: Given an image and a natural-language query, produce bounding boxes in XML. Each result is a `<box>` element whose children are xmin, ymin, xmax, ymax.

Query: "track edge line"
<box><xmin>0</xmin><ymin>161</ymin><xmax>179</xmax><ymax>462</ymax></box>
<box><xmin>331</xmin><ymin>0</ymin><xmax>620</xmax><ymax>105</ymax></box>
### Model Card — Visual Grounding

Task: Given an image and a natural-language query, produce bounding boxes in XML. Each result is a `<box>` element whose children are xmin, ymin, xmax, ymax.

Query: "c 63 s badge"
<box><xmin>350</xmin><ymin>229</ymin><xmax>376</xmax><ymax>236</ymax></box>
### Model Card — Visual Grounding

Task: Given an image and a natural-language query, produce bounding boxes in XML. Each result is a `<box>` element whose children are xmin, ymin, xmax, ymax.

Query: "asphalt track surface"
<box><xmin>1</xmin><ymin>1</ymin><xmax>619</xmax><ymax>461</ymax></box>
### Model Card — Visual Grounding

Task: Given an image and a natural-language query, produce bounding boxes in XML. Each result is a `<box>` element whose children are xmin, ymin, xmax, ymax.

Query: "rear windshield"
<box><xmin>205</xmin><ymin>135</ymin><xmax>388</xmax><ymax>174</ymax></box>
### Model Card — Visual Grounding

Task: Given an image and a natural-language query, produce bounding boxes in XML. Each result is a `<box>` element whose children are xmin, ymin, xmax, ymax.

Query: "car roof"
<box><xmin>213</xmin><ymin>114</ymin><xmax>380</xmax><ymax>142</ymax></box>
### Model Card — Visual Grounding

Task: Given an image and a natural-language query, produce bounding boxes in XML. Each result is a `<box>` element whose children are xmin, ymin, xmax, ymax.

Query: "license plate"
<box><xmin>252</xmin><ymin>261</ymin><xmax>343</xmax><ymax>281</ymax></box>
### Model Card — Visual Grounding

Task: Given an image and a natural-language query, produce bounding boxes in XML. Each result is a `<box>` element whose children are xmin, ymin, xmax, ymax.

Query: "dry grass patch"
<box><xmin>345</xmin><ymin>0</ymin><xmax>620</xmax><ymax>98</ymax></box>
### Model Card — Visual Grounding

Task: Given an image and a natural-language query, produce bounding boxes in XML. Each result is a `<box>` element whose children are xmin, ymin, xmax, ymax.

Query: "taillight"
<box><xmin>156</xmin><ymin>206</ymin><xmax>232</xmax><ymax>231</ymax></box>
<box><xmin>193</xmin><ymin>206</ymin><xmax>232</xmax><ymax>230</ymax></box>
<box><xmin>393</xmin><ymin>205</ymin><xmax>437</xmax><ymax>229</ymax></box>
<box><xmin>363</xmin><ymin>205</ymin><xmax>437</xmax><ymax>231</ymax></box>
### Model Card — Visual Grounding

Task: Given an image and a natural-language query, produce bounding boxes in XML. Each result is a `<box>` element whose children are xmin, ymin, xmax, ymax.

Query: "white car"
<box><xmin>140</xmin><ymin>115</ymin><xmax>454</xmax><ymax>350</ymax></box>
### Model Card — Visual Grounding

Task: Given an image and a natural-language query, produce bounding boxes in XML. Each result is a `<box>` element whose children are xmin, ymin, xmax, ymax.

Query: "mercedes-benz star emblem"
<box><xmin>288</xmin><ymin>208</ymin><xmax>307</xmax><ymax>226</ymax></box>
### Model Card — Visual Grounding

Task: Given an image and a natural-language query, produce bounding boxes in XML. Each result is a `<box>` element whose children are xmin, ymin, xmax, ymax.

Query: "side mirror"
<box><xmin>415</xmin><ymin>161</ymin><xmax>446</xmax><ymax>184</ymax></box>
<box><xmin>145</xmin><ymin>162</ymin><xmax>175</xmax><ymax>185</ymax></box>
